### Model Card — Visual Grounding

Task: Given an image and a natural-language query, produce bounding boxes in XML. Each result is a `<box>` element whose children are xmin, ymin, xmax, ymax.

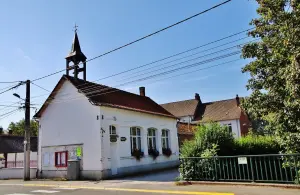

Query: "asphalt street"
<box><xmin>0</xmin><ymin>185</ymin><xmax>154</xmax><ymax>195</ymax></box>
<box><xmin>1</xmin><ymin>183</ymin><xmax>300</xmax><ymax>195</ymax></box>
<box><xmin>0</xmin><ymin>170</ymin><xmax>299</xmax><ymax>195</ymax></box>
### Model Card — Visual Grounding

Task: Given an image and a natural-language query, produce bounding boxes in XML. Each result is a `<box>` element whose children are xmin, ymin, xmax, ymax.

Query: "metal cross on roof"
<box><xmin>73</xmin><ymin>23</ymin><xmax>78</xmax><ymax>32</ymax></box>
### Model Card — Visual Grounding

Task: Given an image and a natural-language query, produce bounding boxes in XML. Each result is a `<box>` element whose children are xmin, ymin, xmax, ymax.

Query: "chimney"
<box><xmin>139</xmin><ymin>87</ymin><xmax>145</xmax><ymax>96</ymax></box>
<box><xmin>195</xmin><ymin>93</ymin><xmax>202</xmax><ymax>104</ymax></box>
<box><xmin>236</xmin><ymin>94</ymin><xmax>240</xmax><ymax>106</ymax></box>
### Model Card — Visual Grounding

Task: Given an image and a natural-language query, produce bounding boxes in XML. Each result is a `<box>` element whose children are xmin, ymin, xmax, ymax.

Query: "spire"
<box><xmin>65</xmin><ymin>30</ymin><xmax>87</xmax><ymax>62</ymax></box>
<box><xmin>65</xmin><ymin>24</ymin><xmax>87</xmax><ymax>81</ymax></box>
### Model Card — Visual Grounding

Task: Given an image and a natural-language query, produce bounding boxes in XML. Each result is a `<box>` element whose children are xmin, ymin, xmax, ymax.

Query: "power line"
<box><xmin>24</xmin><ymin>29</ymin><xmax>256</xmax><ymax>102</ymax></box>
<box><xmin>31</xmin><ymin>82</ymin><xmax>51</xmax><ymax>92</ymax></box>
<box><xmin>0</xmin><ymin>81</ymin><xmax>22</xmax><ymax>84</ymax></box>
<box><xmin>113</xmin><ymin>39</ymin><xmax>257</xmax><ymax>85</ymax></box>
<box><xmin>0</xmin><ymin>109</ymin><xmax>20</xmax><ymax>120</ymax></box>
<box><xmin>152</xmin><ymin>58</ymin><xmax>243</xmax><ymax>83</ymax></box>
<box><xmin>31</xmin><ymin>0</ymin><xmax>233</xmax><ymax>83</ymax></box>
<box><xmin>47</xmin><ymin>51</ymin><xmax>241</xmax><ymax>104</ymax></box>
<box><xmin>84</xmin><ymin>50</ymin><xmax>241</xmax><ymax>97</ymax></box>
<box><xmin>49</xmin><ymin>58</ymin><xmax>242</xmax><ymax>105</ymax></box>
<box><xmin>76</xmin><ymin>28</ymin><xmax>254</xmax><ymax>91</ymax></box>
<box><xmin>0</xmin><ymin>101</ymin><xmax>22</xmax><ymax>112</ymax></box>
<box><xmin>0</xmin><ymin>109</ymin><xmax>20</xmax><ymax>117</ymax></box>
<box><xmin>0</xmin><ymin>84</ymin><xmax>19</xmax><ymax>92</ymax></box>
<box><xmin>114</xmin><ymin>36</ymin><xmax>250</xmax><ymax>83</ymax></box>
<box><xmin>79</xmin><ymin>39</ymin><xmax>257</xmax><ymax>94</ymax></box>
<box><xmin>0</xmin><ymin>82</ymin><xmax>24</xmax><ymax>95</ymax></box>
<box><xmin>78</xmin><ymin>36</ymin><xmax>256</xmax><ymax>94</ymax></box>
<box><xmin>26</xmin><ymin>36</ymin><xmax>258</xmax><ymax>105</ymax></box>
<box><xmin>0</xmin><ymin>105</ymin><xmax>22</xmax><ymax>108</ymax></box>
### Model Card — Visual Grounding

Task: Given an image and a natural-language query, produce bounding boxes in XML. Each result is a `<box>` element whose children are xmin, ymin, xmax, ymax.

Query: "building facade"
<box><xmin>34</xmin><ymin>31</ymin><xmax>179</xmax><ymax>180</ymax></box>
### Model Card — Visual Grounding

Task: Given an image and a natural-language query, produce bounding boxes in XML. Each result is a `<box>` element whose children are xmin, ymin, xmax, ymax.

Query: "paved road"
<box><xmin>1</xmin><ymin>182</ymin><xmax>300</xmax><ymax>195</ymax></box>
<box><xmin>0</xmin><ymin>169</ymin><xmax>299</xmax><ymax>195</ymax></box>
<box><xmin>0</xmin><ymin>185</ymin><xmax>150</xmax><ymax>195</ymax></box>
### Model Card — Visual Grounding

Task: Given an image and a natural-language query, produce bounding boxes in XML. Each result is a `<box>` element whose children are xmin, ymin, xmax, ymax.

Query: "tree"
<box><xmin>0</xmin><ymin>126</ymin><xmax>3</xmax><ymax>134</ymax></box>
<box><xmin>7</xmin><ymin>119</ymin><xmax>38</xmax><ymax>136</ymax></box>
<box><xmin>242</xmin><ymin>0</ymin><xmax>300</xmax><ymax>153</ymax></box>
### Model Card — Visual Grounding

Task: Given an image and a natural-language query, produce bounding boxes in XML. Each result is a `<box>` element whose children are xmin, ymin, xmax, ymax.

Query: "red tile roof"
<box><xmin>194</xmin><ymin>98</ymin><xmax>242</xmax><ymax>122</ymax></box>
<box><xmin>160</xmin><ymin>99</ymin><xmax>199</xmax><ymax>117</ymax></box>
<box><xmin>161</xmin><ymin>98</ymin><xmax>242</xmax><ymax>122</ymax></box>
<box><xmin>34</xmin><ymin>75</ymin><xmax>175</xmax><ymax>118</ymax></box>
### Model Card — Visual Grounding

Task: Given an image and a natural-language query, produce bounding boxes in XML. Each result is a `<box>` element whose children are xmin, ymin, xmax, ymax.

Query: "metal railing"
<box><xmin>180</xmin><ymin>154</ymin><xmax>300</xmax><ymax>184</ymax></box>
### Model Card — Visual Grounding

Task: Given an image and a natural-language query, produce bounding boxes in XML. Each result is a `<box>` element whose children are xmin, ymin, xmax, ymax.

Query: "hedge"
<box><xmin>233</xmin><ymin>134</ymin><xmax>281</xmax><ymax>155</ymax></box>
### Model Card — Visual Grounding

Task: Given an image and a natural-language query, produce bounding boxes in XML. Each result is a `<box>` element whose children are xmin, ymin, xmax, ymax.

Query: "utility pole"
<box><xmin>24</xmin><ymin>80</ymin><xmax>30</xmax><ymax>181</ymax></box>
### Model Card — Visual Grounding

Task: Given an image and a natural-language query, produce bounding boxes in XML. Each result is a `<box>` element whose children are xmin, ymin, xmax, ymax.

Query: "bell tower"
<box><xmin>65</xmin><ymin>24</ymin><xmax>87</xmax><ymax>80</ymax></box>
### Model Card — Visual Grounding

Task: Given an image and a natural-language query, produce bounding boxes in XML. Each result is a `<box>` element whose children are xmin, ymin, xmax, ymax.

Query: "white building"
<box><xmin>34</xmin><ymin>31</ymin><xmax>179</xmax><ymax>180</ymax></box>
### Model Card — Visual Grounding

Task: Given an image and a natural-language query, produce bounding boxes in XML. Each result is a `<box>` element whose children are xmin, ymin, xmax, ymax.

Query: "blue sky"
<box><xmin>0</xmin><ymin>0</ymin><xmax>258</xmax><ymax>129</ymax></box>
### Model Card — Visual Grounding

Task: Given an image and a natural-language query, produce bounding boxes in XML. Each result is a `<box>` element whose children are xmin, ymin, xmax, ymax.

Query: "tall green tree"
<box><xmin>7</xmin><ymin>119</ymin><xmax>38</xmax><ymax>136</ymax></box>
<box><xmin>242</xmin><ymin>0</ymin><xmax>300</xmax><ymax>153</ymax></box>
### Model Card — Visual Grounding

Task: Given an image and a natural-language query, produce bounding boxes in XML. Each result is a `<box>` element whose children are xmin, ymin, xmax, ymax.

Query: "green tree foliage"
<box><xmin>180</xmin><ymin>122</ymin><xmax>234</xmax><ymax>157</ymax></box>
<box><xmin>7</xmin><ymin>119</ymin><xmax>38</xmax><ymax>136</ymax></box>
<box><xmin>242</xmin><ymin>0</ymin><xmax>300</xmax><ymax>153</ymax></box>
<box><xmin>179</xmin><ymin>123</ymin><xmax>282</xmax><ymax>181</ymax></box>
<box><xmin>234</xmin><ymin>132</ymin><xmax>281</xmax><ymax>155</ymax></box>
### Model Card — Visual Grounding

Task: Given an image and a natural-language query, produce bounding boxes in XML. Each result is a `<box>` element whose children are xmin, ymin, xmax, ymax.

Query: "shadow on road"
<box><xmin>113</xmin><ymin>168</ymin><xmax>180</xmax><ymax>182</ymax></box>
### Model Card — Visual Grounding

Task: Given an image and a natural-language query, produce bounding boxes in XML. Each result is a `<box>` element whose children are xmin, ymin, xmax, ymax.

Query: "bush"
<box><xmin>234</xmin><ymin>133</ymin><xmax>281</xmax><ymax>155</ymax></box>
<box><xmin>180</xmin><ymin>122</ymin><xmax>235</xmax><ymax>157</ymax></box>
<box><xmin>180</xmin><ymin>144</ymin><xmax>218</xmax><ymax>180</ymax></box>
<box><xmin>180</xmin><ymin>122</ymin><xmax>233</xmax><ymax>180</ymax></box>
<box><xmin>179</xmin><ymin>122</ymin><xmax>283</xmax><ymax>181</ymax></box>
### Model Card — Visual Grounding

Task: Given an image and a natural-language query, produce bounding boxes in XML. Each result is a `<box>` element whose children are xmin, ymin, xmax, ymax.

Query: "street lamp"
<box><xmin>13</xmin><ymin>93</ymin><xmax>25</xmax><ymax>101</ymax></box>
<box><xmin>12</xmin><ymin>90</ymin><xmax>31</xmax><ymax>181</ymax></box>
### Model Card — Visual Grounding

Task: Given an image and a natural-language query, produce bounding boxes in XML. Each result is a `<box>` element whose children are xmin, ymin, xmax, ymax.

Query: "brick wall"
<box><xmin>177</xmin><ymin>122</ymin><xmax>196</xmax><ymax>147</ymax></box>
<box><xmin>239</xmin><ymin>111</ymin><xmax>251</xmax><ymax>136</ymax></box>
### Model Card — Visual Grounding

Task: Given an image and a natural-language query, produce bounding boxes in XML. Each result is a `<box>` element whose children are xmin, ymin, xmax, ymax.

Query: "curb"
<box><xmin>175</xmin><ymin>181</ymin><xmax>300</xmax><ymax>189</ymax></box>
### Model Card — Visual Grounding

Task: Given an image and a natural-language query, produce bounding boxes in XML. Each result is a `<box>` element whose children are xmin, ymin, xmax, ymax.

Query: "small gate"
<box><xmin>180</xmin><ymin>154</ymin><xmax>300</xmax><ymax>184</ymax></box>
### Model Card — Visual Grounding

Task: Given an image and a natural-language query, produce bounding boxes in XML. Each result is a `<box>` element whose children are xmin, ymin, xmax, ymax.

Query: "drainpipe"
<box><xmin>4</xmin><ymin>153</ymin><xmax>7</xmax><ymax>168</ymax></box>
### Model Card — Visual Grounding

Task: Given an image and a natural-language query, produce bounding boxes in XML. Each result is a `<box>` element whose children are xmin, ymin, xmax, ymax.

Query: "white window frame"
<box><xmin>130</xmin><ymin>127</ymin><xmax>142</xmax><ymax>152</ymax></box>
<box><xmin>147</xmin><ymin>128</ymin><xmax>157</xmax><ymax>150</ymax></box>
<box><xmin>161</xmin><ymin>129</ymin><xmax>170</xmax><ymax>149</ymax></box>
<box><xmin>109</xmin><ymin>125</ymin><xmax>116</xmax><ymax>135</ymax></box>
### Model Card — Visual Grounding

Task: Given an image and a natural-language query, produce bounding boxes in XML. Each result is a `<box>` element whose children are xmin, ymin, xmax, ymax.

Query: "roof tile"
<box><xmin>35</xmin><ymin>75</ymin><xmax>174</xmax><ymax>118</ymax></box>
<box><xmin>160</xmin><ymin>99</ymin><xmax>198</xmax><ymax>117</ymax></box>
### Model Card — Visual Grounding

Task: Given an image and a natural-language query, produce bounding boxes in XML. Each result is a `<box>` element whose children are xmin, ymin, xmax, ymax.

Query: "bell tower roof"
<box><xmin>65</xmin><ymin>24</ymin><xmax>87</xmax><ymax>81</ymax></box>
<box><xmin>65</xmin><ymin>30</ymin><xmax>87</xmax><ymax>62</ymax></box>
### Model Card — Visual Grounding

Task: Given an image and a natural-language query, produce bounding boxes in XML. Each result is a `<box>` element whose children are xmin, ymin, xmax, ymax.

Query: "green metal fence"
<box><xmin>180</xmin><ymin>154</ymin><xmax>300</xmax><ymax>184</ymax></box>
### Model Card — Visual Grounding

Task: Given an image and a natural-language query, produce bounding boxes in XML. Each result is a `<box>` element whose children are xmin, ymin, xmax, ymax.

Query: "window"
<box><xmin>130</xmin><ymin>127</ymin><xmax>142</xmax><ymax>152</ymax></box>
<box><xmin>147</xmin><ymin>128</ymin><xmax>156</xmax><ymax>150</ymax></box>
<box><xmin>161</xmin><ymin>129</ymin><xmax>170</xmax><ymax>149</ymax></box>
<box><xmin>226</xmin><ymin>123</ymin><xmax>232</xmax><ymax>133</ymax></box>
<box><xmin>109</xmin><ymin>125</ymin><xmax>116</xmax><ymax>135</ymax></box>
<box><xmin>55</xmin><ymin>151</ymin><xmax>68</xmax><ymax>167</ymax></box>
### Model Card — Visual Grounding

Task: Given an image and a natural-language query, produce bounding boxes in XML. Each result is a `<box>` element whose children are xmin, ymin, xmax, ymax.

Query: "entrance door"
<box><xmin>109</xmin><ymin>125</ymin><xmax>118</xmax><ymax>175</ymax></box>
